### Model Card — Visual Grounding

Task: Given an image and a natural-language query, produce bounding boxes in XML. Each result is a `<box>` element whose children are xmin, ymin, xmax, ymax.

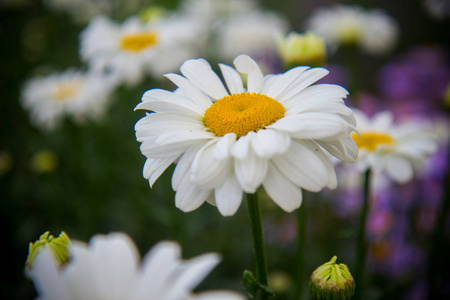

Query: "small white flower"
<box><xmin>80</xmin><ymin>14</ymin><xmax>203</xmax><ymax>86</ymax></box>
<box><xmin>21</xmin><ymin>69</ymin><xmax>115</xmax><ymax>131</ymax></box>
<box><xmin>28</xmin><ymin>233</ymin><xmax>245</xmax><ymax>300</ymax></box>
<box><xmin>351</xmin><ymin>109</ymin><xmax>439</xmax><ymax>183</ymax></box>
<box><xmin>215</xmin><ymin>10</ymin><xmax>288</xmax><ymax>62</ymax></box>
<box><xmin>306</xmin><ymin>5</ymin><xmax>399</xmax><ymax>55</ymax></box>
<box><xmin>135</xmin><ymin>55</ymin><xmax>358</xmax><ymax>216</ymax></box>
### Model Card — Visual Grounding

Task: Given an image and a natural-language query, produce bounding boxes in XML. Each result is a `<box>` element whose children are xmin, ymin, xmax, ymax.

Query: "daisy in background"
<box><xmin>135</xmin><ymin>54</ymin><xmax>358</xmax><ymax>216</ymax></box>
<box><xmin>350</xmin><ymin>109</ymin><xmax>439</xmax><ymax>183</ymax></box>
<box><xmin>27</xmin><ymin>232</ymin><xmax>245</xmax><ymax>300</ymax></box>
<box><xmin>80</xmin><ymin>12</ymin><xmax>204</xmax><ymax>86</ymax></box>
<box><xmin>214</xmin><ymin>10</ymin><xmax>288</xmax><ymax>66</ymax></box>
<box><xmin>21</xmin><ymin>69</ymin><xmax>115</xmax><ymax>131</ymax></box>
<box><xmin>306</xmin><ymin>5</ymin><xmax>399</xmax><ymax>55</ymax></box>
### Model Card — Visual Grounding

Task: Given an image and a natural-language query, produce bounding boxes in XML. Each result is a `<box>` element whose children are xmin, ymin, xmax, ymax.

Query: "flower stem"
<box><xmin>295</xmin><ymin>190</ymin><xmax>307</xmax><ymax>300</ymax></box>
<box><xmin>354</xmin><ymin>168</ymin><xmax>371</xmax><ymax>299</ymax></box>
<box><xmin>246</xmin><ymin>193</ymin><xmax>270</xmax><ymax>299</ymax></box>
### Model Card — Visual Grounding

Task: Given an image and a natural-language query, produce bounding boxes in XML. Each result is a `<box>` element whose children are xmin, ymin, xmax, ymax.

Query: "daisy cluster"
<box><xmin>12</xmin><ymin>0</ymin><xmax>450</xmax><ymax>299</ymax></box>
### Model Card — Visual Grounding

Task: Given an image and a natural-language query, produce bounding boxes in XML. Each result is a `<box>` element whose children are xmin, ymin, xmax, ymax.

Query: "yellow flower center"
<box><xmin>53</xmin><ymin>81</ymin><xmax>81</xmax><ymax>101</ymax></box>
<box><xmin>203</xmin><ymin>92</ymin><xmax>285</xmax><ymax>138</ymax></box>
<box><xmin>120</xmin><ymin>32</ymin><xmax>158</xmax><ymax>52</ymax></box>
<box><xmin>351</xmin><ymin>131</ymin><xmax>395</xmax><ymax>152</ymax></box>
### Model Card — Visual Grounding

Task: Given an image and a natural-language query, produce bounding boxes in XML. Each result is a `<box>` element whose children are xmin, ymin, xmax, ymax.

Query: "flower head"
<box><xmin>25</xmin><ymin>231</ymin><xmax>71</xmax><ymax>272</ymax></box>
<box><xmin>309</xmin><ymin>256</ymin><xmax>355</xmax><ymax>300</ymax></box>
<box><xmin>351</xmin><ymin>109</ymin><xmax>439</xmax><ymax>183</ymax></box>
<box><xmin>135</xmin><ymin>54</ymin><xmax>358</xmax><ymax>216</ymax></box>
<box><xmin>80</xmin><ymin>14</ymin><xmax>203</xmax><ymax>86</ymax></box>
<box><xmin>306</xmin><ymin>5</ymin><xmax>399</xmax><ymax>55</ymax></box>
<box><xmin>27</xmin><ymin>232</ymin><xmax>245</xmax><ymax>300</ymax></box>
<box><xmin>21</xmin><ymin>69</ymin><xmax>115</xmax><ymax>130</ymax></box>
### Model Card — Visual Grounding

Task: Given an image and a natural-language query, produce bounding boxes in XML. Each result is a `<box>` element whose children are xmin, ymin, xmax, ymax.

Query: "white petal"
<box><xmin>88</xmin><ymin>233</ymin><xmax>140</xmax><ymax>299</ymax></box>
<box><xmin>262</xmin><ymin>162</ymin><xmax>302</xmax><ymax>212</ymax></box>
<box><xmin>136</xmin><ymin>89</ymin><xmax>204</xmax><ymax>116</ymax></box>
<box><xmin>180</xmin><ymin>58</ymin><xmax>229</xmax><ymax>100</ymax></box>
<box><xmin>272</xmin><ymin>140</ymin><xmax>335</xmax><ymax>192</ymax></box>
<box><xmin>147</xmin><ymin>157</ymin><xmax>178</xmax><ymax>188</ymax></box>
<box><xmin>276</xmin><ymin>68</ymin><xmax>329</xmax><ymax>102</ymax></box>
<box><xmin>261</xmin><ymin>66</ymin><xmax>309</xmax><ymax>99</ymax></box>
<box><xmin>270</xmin><ymin>112</ymin><xmax>355</xmax><ymax>141</ymax></box>
<box><xmin>219</xmin><ymin>63</ymin><xmax>245</xmax><ymax>94</ymax></box>
<box><xmin>164</xmin><ymin>73</ymin><xmax>213</xmax><ymax>111</ymax></box>
<box><xmin>250</xmin><ymin>129</ymin><xmax>291</xmax><ymax>158</ymax></box>
<box><xmin>233</xmin><ymin>55</ymin><xmax>264</xmax><ymax>93</ymax></box>
<box><xmin>234</xmin><ymin>147</ymin><xmax>268</xmax><ymax>193</ymax></box>
<box><xmin>383</xmin><ymin>155</ymin><xmax>414</xmax><ymax>183</ymax></box>
<box><xmin>172</xmin><ymin>143</ymin><xmax>205</xmax><ymax>190</ymax></box>
<box><xmin>213</xmin><ymin>133</ymin><xmax>237</xmax><ymax>160</ymax></box>
<box><xmin>230</xmin><ymin>133</ymin><xmax>251</xmax><ymax>159</ymax></box>
<box><xmin>215</xmin><ymin>175</ymin><xmax>244</xmax><ymax>216</ymax></box>
<box><xmin>28</xmin><ymin>249</ymin><xmax>69</xmax><ymax>300</ymax></box>
<box><xmin>175</xmin><ymin>174</ymin><xmax>211</xmax><ymax>212</ymax></box>
<box><xmin>191</xmin><ymin>140</ymin><xmax>232</xmax><ymax>189</ymax></box>
<box><xmin>131</xmin><ymin>242</ymin><xmax>181</xmax><ymax>299</ymax></box>
<box><xmin>165</xmin><ymin>253</ymin><xmax>221</xmax><ymax>300</ymax></box>
<box><xmin>316</xmin><ymin>136</ymin><xmax>359</xmax><ymax>163</ymax></box>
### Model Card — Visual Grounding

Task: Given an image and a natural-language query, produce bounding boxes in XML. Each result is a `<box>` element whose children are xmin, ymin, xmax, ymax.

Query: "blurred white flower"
<box><xmin>351</xmin><ymin>109</ymin><xmax>439</xmax><ymax>183</ymax></box>
<box><xmin>80</xmin><ymin>14</ymin><xmax>204</xmax><ymax>86</ymax></box>
<box><xmin>135</xmin><ymin>55</ymin><xmax>357</xmax><ymax>216</ymax></box>
<box><xmin>215</xmin><ymin>10</ymin><xmax>288</xmax><ymax>63</ymax></box>
<box><xmin>21</xmin><ymin>69</ymin><xmax>115</xmax><ymax>131</ymax></box>
<box><xmin>306</xmin><ymin>5</ymin><xmax>399</xmax><ymax>55</ymax></box>
<box><xmin>28</xmin><ymin>232</ymin><xmax>245</xmax><ymax>300</ymax></box>
<box><xmin>180</xmin><ymin>0</ymin><xmax>256</xmax><ymax>22</ymax></box>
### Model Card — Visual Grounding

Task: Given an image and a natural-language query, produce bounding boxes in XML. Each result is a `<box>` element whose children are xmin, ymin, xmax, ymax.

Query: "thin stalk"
<box><xmin>295</xmin><ymin>190</ymin><xmax>307</xmax><ymax>300</ymax></box>
<box><xmin>354</xmin><ymin>168</ymin><xmax>372</xmax><ymax>299</ymax></box>
<box><xmin>246</xmin><ymin>193</ymin><xmax>269</xmax><ymax>299</ymax></box>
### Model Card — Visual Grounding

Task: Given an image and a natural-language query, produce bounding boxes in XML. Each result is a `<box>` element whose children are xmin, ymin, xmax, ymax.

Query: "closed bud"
<box><xmin>277</xmin><ymin>31</ymin><xmax>326</xmax><ymax>68</ymax></box>
<box><xmin>25</xmin><ymin>231</ymin><xmax>71</xmax><ymax>273</ymax></box>
<box><xmin>309</xmin><ymin>256</ymin><xmax>355</xmax><ymax>300</ymax></box>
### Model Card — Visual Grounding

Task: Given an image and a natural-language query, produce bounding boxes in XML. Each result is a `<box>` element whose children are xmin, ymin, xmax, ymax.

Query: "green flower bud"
<box><xmin>277</xmin><ymin>31</ymin><xmax>327</xmax><ymax>68</ymax></box>
<box><xmin>30</xmin><ymin>150</ymin><xmax>58</xmax><ymax>174</ymax></box>
<box><xmin>309</xmin><ymin>256</ymin><xmax>355</xmax><ymax>300</ymax></box>
<box><xmin>25</xmin><ymin>231</ymin><xmax>71</xmax><ymax>271</ymax></box>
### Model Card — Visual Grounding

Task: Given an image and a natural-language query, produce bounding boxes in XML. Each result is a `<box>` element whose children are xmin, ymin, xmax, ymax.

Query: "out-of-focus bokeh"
<box><xmin>1</xmin><ymin>0</ymin><xmax>449</xmax><ymax>299</ymax></box>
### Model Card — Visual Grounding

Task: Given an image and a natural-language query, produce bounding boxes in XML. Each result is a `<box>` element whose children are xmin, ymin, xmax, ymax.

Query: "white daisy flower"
<box><xmin>135</xmin><ymin>55</ymin><xmax>358</xmax><ymax>216</ymax></box>
<box><xmin>215</xmin><ymin>10</ymin><xmax>288</xmax><ymax>62</ymax></box>
<box><xmin>306</xmin><ymin>5</ymin><xmax>399</xmax><ymax>55</ymax></box>
<box><xmin>351</xmin><ymin>109</ymin><xmax>439</xmax><ymax>183</ymax></box>
<box><xmin>80</xmin><ymin>14</ymin><xmax>203</xmax><ymax>86</ymax></box>
<box><xmin>27</xmin><ymin>232</ymin><xmax>245</xmax><ymax>300</ymax></box>
<box><xmin>21</xmin><ymin>69</ymin><xmax>115</xmax><ymax>131</ymax></box>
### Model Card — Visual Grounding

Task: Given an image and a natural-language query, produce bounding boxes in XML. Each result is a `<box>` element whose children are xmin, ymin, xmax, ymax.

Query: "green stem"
<box><xmin>354</xmin><ymin>168</ymin><xmax>371</xmax><ymax>299</ymax></box>
<box><xmin>246</xmin><ymin>193</ymin><xmax>269</xmax><ymax>299</ymax></box>
<box><xmin>295</xmin><ymin>190</ymin><xmax>307</xmax><ymax>300</ymax></box>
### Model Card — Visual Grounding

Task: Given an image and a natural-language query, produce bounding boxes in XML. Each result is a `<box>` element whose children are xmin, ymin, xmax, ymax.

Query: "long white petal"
<box><xmin>262</xmin><ymin>162</ymin><xmax>302</xmax><ymax>212</ymax></box>
<box><xmin>136</xmin><ymin>89</ymin><xmax>204</xmax><ymax>116</ymax></box>
<box><xmin>215</xmin><ymin>175</ymin><xmax>244</xmax><ymax>216</ymax></box>
<box><xmin>272</xmin><ymin>140</ymin><xmax>334</xmax><ymax>192</ymax></box>
<box><xmin>175</xmin><ymin>175</ymin><xmax>211</xmax><ymax>212</ymax></box>
<box><xmin>250</xmin><ymin>129</ymin><xmax>291</xmax><ymax>158</ymax></box>
<box><xmin>180</xmin><ymin>58</ymin><xmax>228</xmax><ymax>100</ymax></box>
<box><xmin>233</xmin><ymin>55</ymin><xmax>264</xmax><ymax>93</ymax></box>
<box><xmin>316</xmin><ymin>136</ymin><xmax>358</xmax><ymax>163</ymax></box>
<box><xmin>172</xmin><ymin>143</ymin><xmax>205</xmax><ymax>190</ymax></box>
<box><xmin>194</xmin><ymin>291</ymin><xmax>247</xmax><ymax>300</ymax></box>
<box><xmin>234</xmin><ymin>147</ymin><xmax>268</xmax><ymax>193</ymax></box>
<box><xmin>261</xmin><ymin>66</ymin><xmax>309</xmax><ymax>99</ymax></box>
<box><xmin>164</xmin><ymin>73</ymin><xmax>213</xmax><ymax>111</ymax></box>
<box><xmin>219</xmin><ymin>63</ymin><xmax>245</xmax><ymax>94</ymax></box>
<box><xmin>382</xmin><ymin>155</ymin><xmax>414</xmax><ymax>183</ymax></box>
<box><xmin>191</xmin><ymin>140</ymin><xmax>232</xmax><ymax>189</ymax></box>
<box><xmin>276</xmin><ymin>68</ymin><xmax>329</xmax><ymax>102</ymax></box>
